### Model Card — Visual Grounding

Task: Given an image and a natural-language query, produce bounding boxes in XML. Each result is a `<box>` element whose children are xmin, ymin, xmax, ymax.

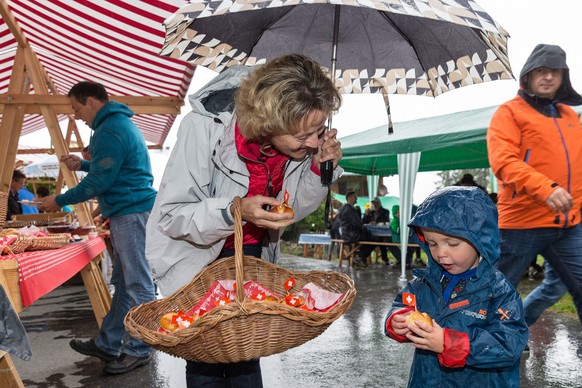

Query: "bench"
<box><xmin>332</xmin><ymin>239</ymin><xmax>420</xmax><ymax>268</ymax></box>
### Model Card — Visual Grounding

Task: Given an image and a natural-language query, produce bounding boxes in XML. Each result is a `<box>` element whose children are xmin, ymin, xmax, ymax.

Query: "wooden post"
<box><xmin>0</xmin><ymin>351</ymin><xmax>25</xmax><ymax>388</ymax></box>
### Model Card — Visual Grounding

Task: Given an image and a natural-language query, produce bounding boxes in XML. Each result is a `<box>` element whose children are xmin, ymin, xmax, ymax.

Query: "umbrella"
<box><xmin>160</xmin><ymin>0</ymin><xmax>513</xmax><ymax>135</ymax></box>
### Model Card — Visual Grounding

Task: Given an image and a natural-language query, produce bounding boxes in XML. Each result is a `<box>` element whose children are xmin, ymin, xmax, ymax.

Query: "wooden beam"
<box><xmin>0</xmin><ymin>48</ymin><xmax>28</xmax><ymax>192</ymax></box>
<box><xmin>65</xmin><ymin>118</ymin><xmax>84</xmax><ymax>149</ymax></box>
<box><xmin>21</xmin><ymin>46</ymin><xmax>98</xmax><ymax>226</ymax></box>
<box><xmin>0</xmin><ymin>94</ymin><xmax>184</xmax><ymax>114</ymax></box>
<box><xmin>0</xmin><ymin>0</ymin><xmax>28</xmax><ymax>47</ymax></box>
<box><xmin>17</xmin><ymin>144</ymin><xmax>162</xmax><ymax>154</ymax></box>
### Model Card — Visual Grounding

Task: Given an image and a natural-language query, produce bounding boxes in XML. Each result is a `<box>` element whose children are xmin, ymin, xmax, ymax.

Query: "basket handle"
<box><xmin>233</xmin><ymin>197</ymin><xmax>245</xmax><ymax>303</ymax></box>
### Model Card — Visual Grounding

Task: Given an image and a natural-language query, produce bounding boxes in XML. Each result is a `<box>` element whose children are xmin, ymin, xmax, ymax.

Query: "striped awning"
<box><xmin>0</xmin><ymin>0</ymin><xmax>194</xmax><ymax>147</ymax></box>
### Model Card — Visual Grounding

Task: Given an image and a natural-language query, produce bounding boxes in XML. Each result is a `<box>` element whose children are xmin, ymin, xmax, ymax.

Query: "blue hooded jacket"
<box><xmin>56</xmin><ymin>101</ymin><xmax>157</xmax><ymax>218</ymax></box>
<box><xmin>385</xmin><ymin>187</ymin><xmax>528</xmax><ymax>387</ymax></box>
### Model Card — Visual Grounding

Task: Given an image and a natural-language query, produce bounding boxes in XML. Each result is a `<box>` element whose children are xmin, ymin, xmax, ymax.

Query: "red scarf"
<box><xmin>223</xmin><ymin>123</ymin><xmax>289</xmax><ymax>250</ymax></box>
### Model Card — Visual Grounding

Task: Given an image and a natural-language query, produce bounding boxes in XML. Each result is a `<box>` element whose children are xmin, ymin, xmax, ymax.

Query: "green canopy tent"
<box><xmin>339</xmin><ymin>104</ymin><xmax>582</xmax><ymax>176</ymax></box>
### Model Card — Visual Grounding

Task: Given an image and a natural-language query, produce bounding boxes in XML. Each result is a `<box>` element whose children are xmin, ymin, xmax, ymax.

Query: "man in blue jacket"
<box><xmin>38</xmin><ymin>81</ymin><xmax>157</xmax><ymax>375</ymax></box>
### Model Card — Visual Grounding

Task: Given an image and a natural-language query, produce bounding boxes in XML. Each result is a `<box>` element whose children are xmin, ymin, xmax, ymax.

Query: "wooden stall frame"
<box><xmin>0</xmin><ymin>2</ymin><xmax>185</xmax><ymax>385</ymax></box>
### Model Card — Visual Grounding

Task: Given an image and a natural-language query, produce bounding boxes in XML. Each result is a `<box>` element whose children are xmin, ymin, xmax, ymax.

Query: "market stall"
<box><xmin>0</xmin><ymin>2</ymin><xmax>196</xmax><ymax>386</ymax></box>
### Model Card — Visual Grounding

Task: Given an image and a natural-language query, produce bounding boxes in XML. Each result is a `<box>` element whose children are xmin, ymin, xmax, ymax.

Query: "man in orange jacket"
<box><xmin>487</xmin><ymin>44</ymin><xmax>582</xmax><ymax>326</ymax></box>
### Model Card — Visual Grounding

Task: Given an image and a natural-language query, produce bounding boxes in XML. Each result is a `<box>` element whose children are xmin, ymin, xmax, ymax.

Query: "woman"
<box><xmin>146</xmin><ymin>54</ymin><xmax>343</xmax><ymax>387</ymax></box>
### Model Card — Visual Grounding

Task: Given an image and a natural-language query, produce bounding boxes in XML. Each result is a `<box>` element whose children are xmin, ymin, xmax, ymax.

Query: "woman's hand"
<box><xmin>236</xmin><ymin>195</ymin><xmax>294</xmax><ymax>230</ymax></box>
<box><xmin>312</xmin><ymin>127</ymin><xmax>342</xmax><ymax>168</ymax></box>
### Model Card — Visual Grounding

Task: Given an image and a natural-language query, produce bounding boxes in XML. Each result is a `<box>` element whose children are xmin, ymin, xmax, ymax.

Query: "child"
<box><xmin>385</xmin><ymin>186</ymin><xmax>528</xmax><ymax>387</ymax></box>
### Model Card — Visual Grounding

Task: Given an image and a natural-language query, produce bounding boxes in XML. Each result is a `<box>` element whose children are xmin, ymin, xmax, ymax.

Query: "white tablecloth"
<box><xmin>298</xmin><ymin>234</ymin><xmax>331</xmax><ymax>245</ymax></box>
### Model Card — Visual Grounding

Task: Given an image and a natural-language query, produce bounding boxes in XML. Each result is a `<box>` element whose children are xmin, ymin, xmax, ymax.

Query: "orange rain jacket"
<box><xmin>487</xmin><ymin>97</ymin><xmax>582</xmax><ymax>229</ymax></box>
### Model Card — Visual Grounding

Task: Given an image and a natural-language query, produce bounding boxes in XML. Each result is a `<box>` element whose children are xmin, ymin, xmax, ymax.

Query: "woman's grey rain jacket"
<box><xmin>145</xmin><ymin>66</ymin><xmax>343</xmax><ymax>295</ymax></box>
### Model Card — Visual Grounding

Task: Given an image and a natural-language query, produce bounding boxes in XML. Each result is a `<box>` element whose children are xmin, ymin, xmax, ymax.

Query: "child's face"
<box><xmin>421</xmin><ymin>229</ymin><xmax>479</xmax><ymax>274</ymax></box>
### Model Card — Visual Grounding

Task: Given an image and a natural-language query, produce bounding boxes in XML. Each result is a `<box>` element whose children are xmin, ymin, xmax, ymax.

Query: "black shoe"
<box><xmin>70</xmin><ymin>339</ymin><xmax>116</xmax><ymax>362</ymax></box>
<box><xmin>523</xmin><ymin>343</ymin><xmax>530</xmax><ymax>353</ymax></box>
<box><xmin>104</xmin><ymin>353</ymin><xmax>151</xmax><ymax>375</ymax></box>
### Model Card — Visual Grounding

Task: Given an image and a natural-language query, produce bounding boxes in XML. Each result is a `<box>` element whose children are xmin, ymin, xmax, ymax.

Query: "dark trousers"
<box><xmin>185</xmin><ymin>359</ymin><xmax>263</xmax><ymax>388</ymax></box>
<box><xmin>185</xmin><ymin>244</ymin><xmax>264</xmax><ymax>388</ymax></box>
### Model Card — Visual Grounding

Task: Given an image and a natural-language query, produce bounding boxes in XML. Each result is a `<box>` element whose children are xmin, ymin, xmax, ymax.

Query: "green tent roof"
<box><xmin>339</xmin><ymin>104</ymin><xmax>582</xmax><ymax>176</ymax></box>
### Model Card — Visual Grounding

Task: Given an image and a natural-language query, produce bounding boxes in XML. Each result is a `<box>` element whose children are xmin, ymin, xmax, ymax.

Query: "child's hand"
<box><xmin>406</xmin><ymin>319</ymin><xmax>444</xmax><ymax>353</ymax></box>
<box><xmin>391</xmin><ymin>311</ymin><xmax>413</xmax><ymax>336</ymax></box>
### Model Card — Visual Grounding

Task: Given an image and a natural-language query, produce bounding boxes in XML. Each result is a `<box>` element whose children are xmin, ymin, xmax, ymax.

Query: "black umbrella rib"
<box><xmin>379</xmin><ymin>11</ymin><xmax>421</xmax><ymax>67</ymax></box>
<box><xmin>249</xmin><ymin>7</ymin><xmax>296</xmax><ymax>55</ymax></box>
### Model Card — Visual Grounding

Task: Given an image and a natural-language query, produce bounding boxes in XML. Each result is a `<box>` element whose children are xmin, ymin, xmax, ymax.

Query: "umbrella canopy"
<box><xmin>160</xmin><ymin>0</ymin><xmax>512</xmax><ymax>98</ymax></box>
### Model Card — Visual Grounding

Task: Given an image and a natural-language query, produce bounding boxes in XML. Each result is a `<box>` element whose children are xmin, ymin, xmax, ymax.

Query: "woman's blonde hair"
<box><xmin>235</xmin><ymin>54</ymin><xmax>341</xmax><ymax>142</ymax></box>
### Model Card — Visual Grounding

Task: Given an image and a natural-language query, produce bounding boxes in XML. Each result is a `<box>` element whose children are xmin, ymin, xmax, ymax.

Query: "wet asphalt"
<box><xmin>11</xmin><ymin>254</ymin><xmax>582</xmax><ymax>388</ymax></box>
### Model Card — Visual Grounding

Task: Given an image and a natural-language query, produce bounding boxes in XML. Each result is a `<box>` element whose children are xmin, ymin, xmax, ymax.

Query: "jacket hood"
<box><xmin>519</xmin><ymin>44</ymin><xmax>582</xmax><ymax>106</ymax></box>
<box><xmin>391</xmin><ymin>204</ymin><xmax>399</xmax><ymax>215</ymax></box>
<box><xmin>409</xmin><ymin>186</ymin><xmax>500</xmax><ymax>269</ymax></box>
<box><xmin>188</xmin><ymin>65</ymin><xmax>254</xmax><ymax>117</ymax></box>
<box><xmin>92</xmin><ymin>101</ymin><xmax>133</xmax><ymax>129</ymax></box>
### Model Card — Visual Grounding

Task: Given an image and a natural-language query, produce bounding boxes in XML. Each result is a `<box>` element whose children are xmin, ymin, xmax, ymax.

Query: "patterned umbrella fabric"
<box><xmin>160</xmin><ymin>0</ymin><xmax>513</xmax><ymax>98</ymax></box>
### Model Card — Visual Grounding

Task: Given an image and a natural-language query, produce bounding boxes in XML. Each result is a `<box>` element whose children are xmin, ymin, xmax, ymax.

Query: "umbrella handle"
<box><xmin>320</xmin><ymin>160</ymin><xmax>333</xmax><ymax>185</ymax></box>
<box><xmin>321</xmin><ymin>5</ymin><xmax>341</xmax><ymax>187</ymax></box>
<box><xmin>324</xmin><ymin>187</ymin><xmax>332</xmax><ymax>230</ymax></box>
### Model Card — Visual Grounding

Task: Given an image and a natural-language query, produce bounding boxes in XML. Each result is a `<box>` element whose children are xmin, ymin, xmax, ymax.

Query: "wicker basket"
<box><xmin>0</xmin><ymin>191</ymin><xmax>7</xmax><ymax>230</ymax></box>
<box><xmin>27</xmin><ymin>234</ymin><xmax>71</xmax><ymax>251</ymax></box>
<box><xmin>125</xmin><ymin>197</ymin><xmax>356</xmax><ymax>363</ymax></box>
<box><xmin>4</xmin><ymin>236</ymin><xmax>33</xmax><ymax>254</ymax></box>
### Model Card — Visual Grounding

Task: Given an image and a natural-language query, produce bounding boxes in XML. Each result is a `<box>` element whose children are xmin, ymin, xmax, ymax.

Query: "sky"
<box><xmin>20</xmin><ymin>0</ymin><xmax>581</xmax><ymax>203</ymax></box>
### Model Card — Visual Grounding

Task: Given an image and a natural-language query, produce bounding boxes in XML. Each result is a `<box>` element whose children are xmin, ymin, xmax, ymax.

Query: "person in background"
<box><xmin>338</xmin><ymin>191</ymin><xmax>370</xmax><ymax>267</ymax></box>
<box><xmin>35</xmin><ymin>186</ymin><xmax>50</xmax><ymax>198</ymax></box>
<box><xmin>18</xmin><ymin>185</ymin><xmax>39</xmax><ymax>215</ymax></box>
<box><xmin>455</xmin><ymin>173</ymin><xmax>487</xmax><ymax>192</ymax></box>
<box><xmin>37</xmin><ymin>81</ymin><xmax>158</xmax><ymax>374</ymax></box>
<box><xmin>34</xmin><ymin>186</ymin><xmax>54</xmax><ymax>214</ymax></box>
<box><xmin>487</xmin><ymin>43</ymin><xmax>582</xmax><ymax>327</ymax></box>
<box><xmin>338</xmin><ymin>191</ymin><xmax>363</xmax><ymax>243</ymax></box>
<box><xmin>409</xmin><ymin>204</ymin><xmax>423</xmax><ymax>265</ymax></box>
<box><xmin>6</xmin><ymin>170</ymin><xmax>25</xmax><ymax>221</ymax></box>
<box><xmin>385</xmin><ymin>187</ymin><xmax>528</xmax><ymax>387</ymax></box>
<box><xmin>390</xmin><ymin>205</ymin><xmax>411</xmax><ymax>269</ymax></box>
<box><xmin>327</xmin><ymin>210</ymin><xmax>341</xmax><ymax>260</ymax></box>
<box><xmin>361</xmin><ymin>202</ymin><xmax>373</xmax><ymax>224</ymax></box>
<box><xmin>488</xmin><ymin>192</ymin><xmax>498</xmax><ymax>205</ymax></box>
<box><xmin>354</xmin><ymin>204</ymin><xmax>362</xmax><ymax>220</ymax></box>
<box><xmin>369</xmin><ymin>197</ymin><xmax>390</xmax><ymax>224</ymax></box>
<box><xmin>145</xmin><ymin>54</ymin><xmax>343</xmax><ymax>387</ymax></box>
<box><xmin>361</xmin><ymin>197</ymin><xmax>394</xmax><ymax>265</ymax></box>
